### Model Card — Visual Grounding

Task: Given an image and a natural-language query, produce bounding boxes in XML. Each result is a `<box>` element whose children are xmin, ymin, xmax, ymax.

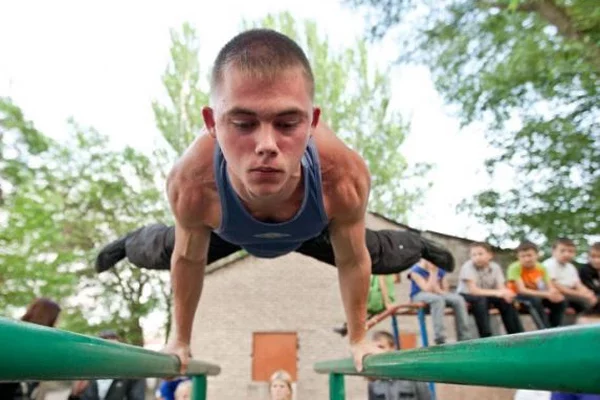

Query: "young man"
<box><xmin>158</xmin><ymin>29</ymin><xmax>454</xmax><ymax>373</ymax></box>
<box><xmin>95</xmin><ymin>224</ymin><xmax>453</xmax><ymax>275</ymax></box>
<box><xmin>409</xmin><ymin>259</ymin><xmax>471</xmax><ymax>344</ymax></box>
<box><xmin>578</xmin><ymin>242</ymin><xmax>600</xmax><ymax>314</ymax></box>
<box><xmin>369</xmin><ymin>331</ymin><xmax>432</xmax><ymax>400</ymax></box>
<box><xmin>457</xmin><ymin>242</ymin><xmax>524</xmax><ymax>337</ymax></box>
<box><xmin>543</xmin><ymin>238</ymin><xmax>597</xmax><ymax>315</ymax></box>
<box><xmin>507</xmin><ymin>241</ymin><xmax>567</xmax><ymax>329</ymax></box>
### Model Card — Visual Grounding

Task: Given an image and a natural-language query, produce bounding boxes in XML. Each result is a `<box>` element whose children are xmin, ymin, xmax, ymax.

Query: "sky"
<box><xmin>0</xmin><ymin>0</ymin><xmax>503</xmax><ymax>240</ymax></box>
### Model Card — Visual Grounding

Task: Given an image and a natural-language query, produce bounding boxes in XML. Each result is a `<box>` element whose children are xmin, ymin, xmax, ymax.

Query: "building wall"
<box><xmin>191</xmin><ymin>214</ymin><xmax>531</xmax><ymax>400</ymax></box>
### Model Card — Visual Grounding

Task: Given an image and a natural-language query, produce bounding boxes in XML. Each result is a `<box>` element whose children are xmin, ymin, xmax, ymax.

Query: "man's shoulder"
<box><xmin>167</xmin><ymin>135</ymin><xmax>219</xmax><ymax>226</ymax></box>
<box><xmin>312</xmin><ymin>127</ymin><xmax>370</xmax><ymax>220</ymax></box>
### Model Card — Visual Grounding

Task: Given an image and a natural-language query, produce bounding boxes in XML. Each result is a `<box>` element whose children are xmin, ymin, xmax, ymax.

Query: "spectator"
<box><xmin>507</xmin><ymin>241</ymin><xmax>567</xmax><ymax>329</ymax></box>
<box><xmin>409</xmin><ymin>259</ymin><xmax>471</xmax><ymax>344</ymax></box>
<box><xmin>0</xmin><ymin>297</ymin><xmax>61</xmax><ymax>400</ymax></box>
<box><xmin>156</xmin><ymin>378</ymin><xmax>189</xmax><ymax>400</ymax></box>
<box><xmin>368</xmin><ymin>331</ymin><xmax>431</xmax><ymax>400</ymax></box>
<box><xmin>67</xmin><ymin>330</ymin><xmax>145</xmax><ymax>400</ymax></box>
<box><xmin>269</xmin><ymin>370</ymin><xmax>293</xmax><ymax>400</ymax></box>
<box><xmin>458</xmin><ymin>242</ymin><xmax>524</xmax><ymax>337</ymax></box>
<box><xmin>173</xmin><ymin>380</ymin><xmax>192</xmax><ymax>400</ymax></box>
<box><xmin>334</xmin><ymin>273</ymin><xmax>397</xmax><ymax>337</ymax></box>
<box><xmin>543</xmin><ymin>238</ymin><xmax>597</xmax><ymax>316</ymax></box>
<box><xmin>579</xmin><ymin>242</ymin><xmax>600</xmax><ymax>314</ymax></box>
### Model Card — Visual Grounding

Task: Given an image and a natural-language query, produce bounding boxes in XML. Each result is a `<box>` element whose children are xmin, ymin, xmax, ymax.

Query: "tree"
<box><xmin>350</xmin><ymin>0</ymin><xmax>600</xmax><ymax>246</ymax></box>
<box><xmin>0</xmin><ymin>100</ymin><xmax>169</xmax><ymax>345</ymax></box>
<box><xmin>245</xmin><ymin>13</ymin><xmax>429</xmax><ymax>220</ymax></box>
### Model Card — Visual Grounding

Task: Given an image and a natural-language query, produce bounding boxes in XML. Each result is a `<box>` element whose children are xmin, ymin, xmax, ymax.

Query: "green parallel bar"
<box><xmin>329</xmin><ymin>373</ymin><xmax>345</xmax><ymax>400</ymax></box>
<box><xmin>0</xmin><ymin>317</ymin><xmax>220</xmax><ymax>380</ymax></box>
<box><xmin>192</xmin><ymin>375</ymin><xmax>207</xmax><ymax>400</ymax></box>
<box><xmin>315</xmin><ymin>324</ymin><xmax>600</xmax><ymax>394</ymax></box>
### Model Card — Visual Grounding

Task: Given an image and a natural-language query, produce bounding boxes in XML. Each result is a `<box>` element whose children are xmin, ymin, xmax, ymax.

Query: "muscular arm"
<box><xmin>166</xmin><ymin>164</ymin><xmax>213</xmax><ymax>370</ymax></box>
<box><xmin>170</xmin><ymin>222</ymin><xmax>211</xmax><ymax>345</ymax></box>
<box><xmin>329</xmin><ymin>212</ymin><xmax>371</xmax><ymax>345</ymax></box>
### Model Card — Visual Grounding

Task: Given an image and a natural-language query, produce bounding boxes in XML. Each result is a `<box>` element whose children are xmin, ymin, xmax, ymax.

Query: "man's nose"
<box><xmin>255</xmin><ymin>126</ymin><xmax>278</xmax><ymax>156</ymax></box>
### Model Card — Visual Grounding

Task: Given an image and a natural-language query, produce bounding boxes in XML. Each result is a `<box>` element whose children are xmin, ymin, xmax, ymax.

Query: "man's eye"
<box><xmin>275</xmin><ymin>120</ymin><xmax>299</xmax><ymax>130</ymax></box>
<box><xmin>232</xmin><ymin>121</ymin><xmax>256</xmax><ymax>130</ymax></box>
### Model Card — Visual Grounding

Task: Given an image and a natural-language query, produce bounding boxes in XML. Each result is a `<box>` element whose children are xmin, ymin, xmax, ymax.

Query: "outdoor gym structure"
<box><xmin>1</xmin><ymin>316</ymin><xmax>599</xmax><ymax>400</ymax></box>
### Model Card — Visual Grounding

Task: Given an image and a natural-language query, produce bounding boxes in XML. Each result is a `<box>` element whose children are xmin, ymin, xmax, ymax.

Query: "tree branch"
<box><xmin>477</xmin><ymin>0</ymin><xmax>600</xmax><ymax>72</ymax></box>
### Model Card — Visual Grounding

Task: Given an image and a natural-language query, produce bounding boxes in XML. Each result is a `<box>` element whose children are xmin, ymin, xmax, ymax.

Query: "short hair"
<box><xmin>516</xmin><ymin>240</ymin><xmax>538</xmax><ymax>253</ymax></box>
<box><xmin>470</xmin><ymin>242</ymin><xmax>493</xmax><ymax>254</ymax></box>
<box><xmin>21</xmin><ymin>297</ymin><xmax>61</xmax><ymax>328</ymax></box>
<box><xmin>210</xmin><ymin>29</ymin><xmax>315</xmax><ymax>99</ymax></box>
<box><xmin>590</xmin><ymin>242</ymin><xmax>600</xmax><ymax>253</ymax></box>
<box><xmin>269</xmin><ymin>369</ymin><xmax>293</xmax><ymax>392</ymax></box>
<box><xmin>372</xmin><ymin>330</ymin><xmax>395</xmax><ymax>347</ymax></box>
<box><xmin>553</xmin><ymin>237</ymin><xmax>576</xmax><ymax>249</ymax></box>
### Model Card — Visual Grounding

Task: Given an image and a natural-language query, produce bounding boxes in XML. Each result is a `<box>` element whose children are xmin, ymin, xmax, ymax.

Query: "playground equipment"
<box><xmin>315</xmin><ymin>323</ymin><xmax>600</xmax><ymax>400</ymax></box>
<box><xmin>2</xmin><ymin>316</ymin><xmax>599</xmax><ymax>400</ymax></box>
<box><xmin>0</xmin><ymin>317</ymin><xmax>220</xmax><ymax>400</ymax></box>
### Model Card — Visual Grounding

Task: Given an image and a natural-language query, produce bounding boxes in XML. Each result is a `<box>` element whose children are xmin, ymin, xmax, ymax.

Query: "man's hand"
<box><xmin>499</xmin><ymin>288</ymin><xmax>516</xmax><ymax>303</ymax></box>
<box><xmin>547</xmin><ymin>290</ymin><xmax>565</xmax><ymax>303</ymax></box>
<box><xmin>350</xmin><ymin>339</ymin><xmax>384</xmax><ymax>372</ymax></box>
<box><xmin>163</xmin><ymin>340</ymin><xmax>192</xmax><ymax>374</ymax></box>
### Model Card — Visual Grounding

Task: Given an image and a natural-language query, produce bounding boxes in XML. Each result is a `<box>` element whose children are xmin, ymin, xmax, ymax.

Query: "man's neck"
<box><xmin>227</xmin><ymin>166</ymin><xmax>304</xmax><ymax>220</ymax></box>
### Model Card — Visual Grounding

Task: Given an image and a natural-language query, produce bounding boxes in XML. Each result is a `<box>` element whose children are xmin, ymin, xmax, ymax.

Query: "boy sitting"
<box><xmin>507</xmin><ymin>241</ymin><xmax>566</xmax><ymax>329</ymax></box>
<box><xmin>543</xmin><ymin>238</ymin><xmax>597</xmax><ymax>316</ymax></box>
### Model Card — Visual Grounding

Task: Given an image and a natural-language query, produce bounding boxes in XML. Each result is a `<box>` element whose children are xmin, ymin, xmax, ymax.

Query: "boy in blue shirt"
<box><xmin>409</xmin><ymin>259</ymin><xmax>471</xmax><ymax>344</ymax></box>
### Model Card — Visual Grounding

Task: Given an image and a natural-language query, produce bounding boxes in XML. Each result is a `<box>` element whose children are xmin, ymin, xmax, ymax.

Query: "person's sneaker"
<box><xmin>421</xmin><ymin>236</ymin><xmax>455</xmax><ymax>272</ymax></box>
<box><xmin>94</xmin><ymin>234</ymin><xmax>129</xmax><ymax>273</ymax></box>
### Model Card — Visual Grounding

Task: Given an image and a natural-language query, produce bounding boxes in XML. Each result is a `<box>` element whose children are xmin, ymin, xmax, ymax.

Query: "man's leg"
<box><xmin>442</xmin><ymin>293</ymin><xmax>471</xmax><ymax>341</ymax></box>
<box><xmin>96</xmin><ymin>225</ymin><xmax>454</xmax><ymax>273</ymax></box>
<box><xmin>95</xmin><ymin>223</ymin><xmax>241</xmax><ymax>272</ymax></box>
<box><xmin>488</xmin><ymin>297</ymin><xmax>524</xmax><ymax>334</ymax></box>
<box><xmin>297</xmin><ymin>229</ymin><xmax>454</xmax><ymax>273</ymax></box>
<box><xmin>412</xmin><ymin>292</ymin><xmax>446</xmax><ymax>344</ymax></box>
<box><xmin>461</xmin><ymin>294</ymin><xmax>491</xmax><ymax>338</ymax></box>
<box><xmin>543</xmin><ymin>298</ymin><xmax>567</xmax><ymax>327</ymax></box>
<box><xmin>517</xmin><ymin>295</ymin><xmax>550</xmax><ymax>329</ymax></box>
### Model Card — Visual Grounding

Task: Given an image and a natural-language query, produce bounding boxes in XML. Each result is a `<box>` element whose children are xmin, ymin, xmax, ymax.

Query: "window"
<box><xmin>252</xmin><ymin>332</ymin><xmax>297</xmax><ymax>381</ymax></box>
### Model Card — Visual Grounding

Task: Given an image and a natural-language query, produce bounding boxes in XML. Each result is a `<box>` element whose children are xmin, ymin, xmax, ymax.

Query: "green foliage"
<box><xmin>0</xmin><ymin>100</ymin><xmax>169</xmax><ymax>345</ymax></box>
<box><xmin>246</xmin><ymin>12</ymin><xmax>430</xmax><ymax>220</ymax></box>
<box><xmin>350</xmin><ymin>0</ymin><xmax>600</xmax><ymax>246</ymax></box>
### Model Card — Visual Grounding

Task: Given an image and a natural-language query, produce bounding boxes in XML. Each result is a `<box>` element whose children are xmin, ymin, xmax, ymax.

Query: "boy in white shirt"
<box><xmin>543</xmin><ymin>238</ymin><xmax>597</xmax><ymax>315</ymax></box>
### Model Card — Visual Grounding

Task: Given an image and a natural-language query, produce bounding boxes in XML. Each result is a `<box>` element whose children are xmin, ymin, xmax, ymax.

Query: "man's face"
<box><xmin>374</xmin><ymin>337</ymin><xmax>394</xmax><ymax>353</ymax></box>
<box><xmin>553</xmin><ymin>244</ymin><xmax>577</xmax><ymax>264</ymax></box>
<box><xmin>470</xmin><ymin>246</ymin><xmax>493</xmax><ymax>268</ymax></box>
<box><xmin>517</xmin><ymin>249</ymin><xmax>538</xmax><ymax>268</ymax></box>
<box><xmin>589</xmin><ymin>249</ymin><xmax>600</xmax><ymax>270</ymax></box>
<box><xmin>204</xmin><ymin>65</ymin><xmax>320</xmax><ymax>199</ymax></box>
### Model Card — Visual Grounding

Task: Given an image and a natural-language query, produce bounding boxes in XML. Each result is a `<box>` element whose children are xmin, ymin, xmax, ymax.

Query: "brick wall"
<box><xmin>189</xmin><ymin>214</ymin><xmax>532</xmax><ymax>399</ymax></box>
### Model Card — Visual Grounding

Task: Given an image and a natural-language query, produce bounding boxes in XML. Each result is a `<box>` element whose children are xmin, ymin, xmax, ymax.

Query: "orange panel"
<box><xmin>400</xmin><ymin>333</ymin><xmax>417</xmax><ymax>349</ymax></box>
<box><xmin>252</xmin><ymin>332</ymin><xmax>297</xmax><ymax>382</ymax></box>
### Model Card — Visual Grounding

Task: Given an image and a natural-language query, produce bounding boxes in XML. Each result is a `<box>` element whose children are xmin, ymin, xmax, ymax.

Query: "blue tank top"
<box><xmin>213</xmin><ymin>138</ymin><xmax>329</xmax><ymax>258</ymax></box>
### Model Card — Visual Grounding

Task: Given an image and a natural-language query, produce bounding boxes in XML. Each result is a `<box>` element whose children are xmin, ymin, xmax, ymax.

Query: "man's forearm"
<box><xmin>338</xmin><ymin>260</ymin><xmax>370</xmax><ymax>343</ymax></box>
<box><xmin>554</xmin><ymin>283</ymin><xmax>580</xmax><ymax>297</ymax></box>
<box><xmin>518</xmin><ymin>287</ymin><xmax>548</xmax><ymax>298</ymax></box>
<box><xmin>171</xmin><ymin>257</ymin><xmax>205</xmax><ymax>344</ymax></box>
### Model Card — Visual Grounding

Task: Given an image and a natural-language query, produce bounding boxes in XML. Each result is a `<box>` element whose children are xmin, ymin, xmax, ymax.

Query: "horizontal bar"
<box><xmin>315</xmin><ymin>324</ymin><xmax>600</xmax><ymax>394</ymax></box>
<box><xmin>0</xmin><ymin>317</ymin><xmax>220</xmax><ymax>381</ymax></box>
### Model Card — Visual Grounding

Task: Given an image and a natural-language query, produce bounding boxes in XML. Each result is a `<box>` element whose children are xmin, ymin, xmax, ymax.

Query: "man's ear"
<box><xmin>310</xmin><ymin>107</ymin><xmax>321</xmax><ymax>131</ymax></box>
<box><xmin>202</xmin><ymin>107</ymin><xmax>216</xmax><ymax>138</ymax></box>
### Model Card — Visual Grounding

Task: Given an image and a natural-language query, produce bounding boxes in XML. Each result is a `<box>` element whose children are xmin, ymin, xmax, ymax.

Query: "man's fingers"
<box><xmin>354</xmin><ymin>354</ymin><xmax>363</xmax><ymax>373</ymax></box>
